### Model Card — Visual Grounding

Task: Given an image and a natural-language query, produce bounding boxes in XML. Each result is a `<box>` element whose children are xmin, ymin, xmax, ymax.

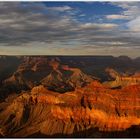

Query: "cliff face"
<box><xmin>3</xmin><ymin>57</ymin><xmax>50</xmax><ymax>91</ymax></box>
<box><xmin>1</xmin><ymin>82</ymin><xmax>140</xmax><ymax>137</ymax></box>
<box><xmin>104</xmin><ymin>68</ymin><xmax>140</xmax><ymax>88</ymax></box>
<box><xmin>3</xmin><ymin>57</ymin><xmax>95</xmax><ymax>93</ymax></box>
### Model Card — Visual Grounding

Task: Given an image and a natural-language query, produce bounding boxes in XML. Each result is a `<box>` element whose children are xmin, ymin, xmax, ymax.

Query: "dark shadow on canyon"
<box><xmin>3</xmin><ymin>125</ymin><xmax>140</xmax><ymax>138</ymax></box>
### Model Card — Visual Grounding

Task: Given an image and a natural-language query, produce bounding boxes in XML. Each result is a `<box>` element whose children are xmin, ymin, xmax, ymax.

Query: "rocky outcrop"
<box><xmin>104</xmin><ymin>68</ymin><xmax>140</xmax><ymax>88</ymax></box>
<box><xmin>62</xmin><ymin>65</ymin><xmax>94</xmax><ymax>88</ymax></box>
<box><xmin>3</xmin><ymin>57</ymin><xmax>95</xmax><ymax>93</ymax></box>
<box><xmin>1</xmin><ymin>83</ymin><xmax>140</xmax><ymax>137</ymax></box>
<box><xmin>41</xmin><ymin>64</ymin><xmax>94</xmax><ymax>93</ymax></box>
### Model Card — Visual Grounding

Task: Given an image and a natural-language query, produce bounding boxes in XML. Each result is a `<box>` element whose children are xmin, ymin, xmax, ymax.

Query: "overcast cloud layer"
<box><xmin>0</xmin><ymin>2</ymin><xmax>140</xmax><ymax>57</ymax></box>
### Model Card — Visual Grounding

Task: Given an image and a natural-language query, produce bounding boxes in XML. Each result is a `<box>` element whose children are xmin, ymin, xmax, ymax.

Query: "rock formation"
<box><xmin>3</xmin><ymin>57</ymin><xmax>95</xmax><ymax>93</ymax></box>
<box><xmin>0</xmin><ymin>56</ymin><xmax>140</xmax><ymax>138</ymax></box>
<box><xmin>104</xmin><ymin>68</ymin><xmax>140</xmax><ymax>88</ymax></box>
<box><xmin>0</xmin><ymin>82</ymin><xmax>140</xmax><ymax>137</ymax></box>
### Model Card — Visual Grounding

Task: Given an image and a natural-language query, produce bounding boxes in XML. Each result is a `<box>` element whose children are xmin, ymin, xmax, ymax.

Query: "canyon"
<box><xmin>0</xmin><ymin>56</ymin><xmax>140</xmax><ymax>138</ymax></box>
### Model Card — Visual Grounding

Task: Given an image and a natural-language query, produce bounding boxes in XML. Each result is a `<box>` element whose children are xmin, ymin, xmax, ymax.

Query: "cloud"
<box><xmin>79</xmin><ymin>23</ymin><xmax>118</xmax><ymax>30</ymax></box>
<box><xmin>0</xmin><ymin>3</ymin><xmax>76</xmax><ymax>45</ymax></box>
<box><xmin>110</xmin><ymin>2</ymin><xmax>140</xmax><ymax>19</ymax></box>
<box><xmin>127</xmin><ymin>16</ymin><xmax>140</xmax><ymax>32</ymax></box>
<box><xmin>47</xmin><ymin>6</ymin><xmax>72</xmax><ymax>12</ymax></box>
<box><xmin>0</xmin><ymin>2</ymin><xmax>139</xmax><ymax>57</ymax></box>
<box><xmin>0</xmin><ymin>2</ymin><xmax>119</xmax><ymax>46</ymax></box>
<box><xmin>106</xmin><ymin>14</ymin><xmax>129</xmax><ymax>20</ymax></box>
<box><xmin>110</xmin><ymin>2</ymin><xmax>140</xmax><ymax>39</ymax></box>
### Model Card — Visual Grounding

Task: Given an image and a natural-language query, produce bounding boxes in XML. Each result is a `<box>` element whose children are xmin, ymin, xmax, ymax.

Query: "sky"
<box><xmin>0</xmin><ymin>2</ymin><xmax>140</xmax><ymax>57</ymax></box>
